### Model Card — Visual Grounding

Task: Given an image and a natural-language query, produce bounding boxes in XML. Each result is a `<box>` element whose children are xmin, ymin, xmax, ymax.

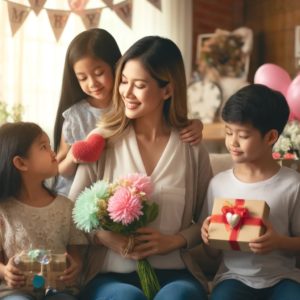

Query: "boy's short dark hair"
<box><xmin>222</xmin><ymin>84</ymin><xmax>290</xmax><ymax>136</ymax></box>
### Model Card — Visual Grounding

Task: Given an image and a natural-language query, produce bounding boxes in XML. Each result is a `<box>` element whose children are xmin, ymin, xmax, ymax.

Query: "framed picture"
<box><xmin>196</xmin><ymin>30</ymin><xmax>251</xmax><ymax>80</ymax></box>
<box><xmin>196</xmin><ymin>33</ymin><xmax>214</xmax><ymax>63</ymax></box>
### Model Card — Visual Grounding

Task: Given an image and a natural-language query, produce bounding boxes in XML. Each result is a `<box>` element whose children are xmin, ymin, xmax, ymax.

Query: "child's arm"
<box><xmin>60</xmin><ymin>245</ymin><xmax>83</xmax><ymax>285</ymax></box>
<box><xmin>0</xmin><ymin>254</ymin><xmax>25</xmax><ymax>288</ymax></box>
<box><xmin>56</xmin><ymin>136</ymin><xmax>78</xmax><ymax>178</ymax></box>
<box><xmin>180</xmin><ymin>119</ymin><xmax>203</xmax><ymax>145</ymax></box>
<box><xmin>249</xmin><ymin>221</ymin><xmax>300</xmax><ymax>254</ymax></box>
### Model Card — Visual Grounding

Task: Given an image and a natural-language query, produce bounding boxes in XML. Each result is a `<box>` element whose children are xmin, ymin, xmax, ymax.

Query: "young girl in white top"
<box><xmin>69</xmin><ymin>36</ymin><xmax>212</xmax><ymax>300</ymax></box>
<box><xmin>0</xmin><ymin>122</ymin><xmax>87</xmax><ymax>300</ymax></box>
<box><xmin>53</xmin><ymin>28</ymin><xmax>204</xmax><ymax>197</ymax></box>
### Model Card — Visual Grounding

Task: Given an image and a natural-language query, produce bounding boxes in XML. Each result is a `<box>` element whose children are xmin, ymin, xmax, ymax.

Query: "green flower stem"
<box><xmin>137</xmin><ymin>259</ymin><xmax>160</xmax><ymax>300</ymax></box>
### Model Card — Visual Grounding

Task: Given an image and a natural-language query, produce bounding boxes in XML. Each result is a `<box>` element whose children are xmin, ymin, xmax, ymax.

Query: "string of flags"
<box><xmin>4</xmin><ymin>0</ymin><xmax>162</xmax><ymax>41</ymax></box>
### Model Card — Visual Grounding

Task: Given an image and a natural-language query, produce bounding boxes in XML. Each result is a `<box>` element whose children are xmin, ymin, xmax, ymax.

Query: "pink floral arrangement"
<box><xmin>73</xmin><ymin>173</ymin><xmax>159</xmax><ymax>300</ymax></box>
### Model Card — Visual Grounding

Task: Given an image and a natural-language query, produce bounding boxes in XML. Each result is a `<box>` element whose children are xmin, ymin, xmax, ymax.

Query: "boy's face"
<box><xmin>224</xmin><ymin>122</ymin><xmax>274</xmax><ymax>164</ymax></box>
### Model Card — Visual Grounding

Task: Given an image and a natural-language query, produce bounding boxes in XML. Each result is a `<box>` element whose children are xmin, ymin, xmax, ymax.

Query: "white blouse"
<box><xmin>101</xmin><ymin>126</ymin><xmax>187</xmax><ymax>273</ymax></box>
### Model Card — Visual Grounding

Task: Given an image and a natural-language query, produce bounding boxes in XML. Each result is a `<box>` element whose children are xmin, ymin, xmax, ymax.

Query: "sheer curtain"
<box><xmin>0</xmin><ymin>0</ymin><xmax>192</xmax><ymax>142</ymax></box>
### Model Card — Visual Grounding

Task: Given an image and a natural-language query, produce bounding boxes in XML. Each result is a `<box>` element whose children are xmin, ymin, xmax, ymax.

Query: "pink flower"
<box><xmin>122</xmin><ymin>173</ymin><xmax>153</xmax><ymax>196</ymax></box>
<box><xmin>284</xmin><ymin>153</ymin><xmax>296</xmax><ymax>160</ymax></box>
<box><xmin>272</xmin><ymin>152</ymin><xmax>281</xmax><ymax>160</ymax></box>
<box><xmin>107</xmin><ymin>187</ymin><xmax>143</xmax><ymax>225</ymax></box>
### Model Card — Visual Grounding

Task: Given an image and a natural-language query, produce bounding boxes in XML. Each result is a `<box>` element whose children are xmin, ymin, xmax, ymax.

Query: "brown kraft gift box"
<box><xmin>208</xmin><ymin>198</ymin><xmax>270</xmax><ymax>251</ymax></box>
<box><xmin>15</xmin><ymin>253</ymin><xmax>66</xmax><ymax>291</ymax></box>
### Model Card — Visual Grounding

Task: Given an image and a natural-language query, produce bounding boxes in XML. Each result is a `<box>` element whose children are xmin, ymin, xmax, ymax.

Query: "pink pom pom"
<box><xmin>108</xmin><ymin>187</ymin><xmax>143</xmax><ymax>225</ymax></box>
<box><xmin>72</xmin><ymin>134</ymin><xmax>105</xmax><ymax>162</ymax></box>
<box><xmin>122</xmin><ymin>173</ymin><xmax>153</xmax><ymax>196</ymax></box>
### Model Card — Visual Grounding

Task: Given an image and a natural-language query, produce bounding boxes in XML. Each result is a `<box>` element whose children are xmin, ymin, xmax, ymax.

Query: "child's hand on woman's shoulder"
<box><xmin>3</xmin><ymin>257</ymin><xmax>25</xmax><ymax>288</ymax></box>
<box><xmin>180</xmin><ymin>119</ymin><xmax>203</xmax><ymax>145</ymax></box>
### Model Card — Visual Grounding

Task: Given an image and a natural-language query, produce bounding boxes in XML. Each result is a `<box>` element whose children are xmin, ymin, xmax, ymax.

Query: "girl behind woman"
<box><xmin>53</xmin><ymin>28</ymin><xmax>121</xmax><ymax>197</ymax></box>
<box><xmin>69</xmin><ymin>36</ymin><xmax>212</xmax><ymax>300</ymax></box>
<box><xmin>0</xmin><ymin>122</ymin><xmax>87</xmax><ymax>300</ymax></box>
<box><xmin>53</xmin><ymin>28</ymin><xmax>203</xmax><ymax>197</ymax></box>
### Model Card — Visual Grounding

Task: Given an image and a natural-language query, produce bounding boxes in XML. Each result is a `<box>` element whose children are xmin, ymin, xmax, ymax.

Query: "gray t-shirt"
<box><xmin>55</xmin><ymin>99</ymin><xmax>108</xmax><ymax>196</ymax></box>
<box><xmin>206</xmin><ymin>166</ymin><xmax>300</xmax><ymax>288</ymax></box>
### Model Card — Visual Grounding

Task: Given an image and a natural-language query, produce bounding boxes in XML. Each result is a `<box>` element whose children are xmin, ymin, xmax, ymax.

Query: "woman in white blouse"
<box><xmin>69</xmin><ymin>36</ymin><xmax>213</xmax><ymax>300</ymax></box>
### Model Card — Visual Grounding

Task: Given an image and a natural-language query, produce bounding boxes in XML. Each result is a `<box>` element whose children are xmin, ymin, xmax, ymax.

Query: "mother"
<box><xmin>69</xmin><ymin>35</ymin><xmax>212</xmax><ymax>300</ymax></box>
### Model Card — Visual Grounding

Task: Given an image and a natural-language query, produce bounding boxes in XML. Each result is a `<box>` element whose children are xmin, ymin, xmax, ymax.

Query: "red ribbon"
<box><xmin>210</xmin><ymin>199</ymin><xmax>264</xmax><ymax>250</ymax></box>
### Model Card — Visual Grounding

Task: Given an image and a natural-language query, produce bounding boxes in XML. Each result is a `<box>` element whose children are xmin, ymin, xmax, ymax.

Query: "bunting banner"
<box><xmin>7</xmin><ymin>1</ymin><xmax>30</xmax><ymax>36</ymax></box>
<box><xmin>80</xmin><ymin>8</ymin><xmax>102</xmax><ymax>30</ymax></box>
<box><xmin>113</xmin><ymin>0</ymin><xmax>132</xmax><ymax>28</ymax></box>
<box><xmin>68</xmin><ymin>0</ymin><xmax>89</xmax><ymax>14</ymax></box>
<box><xmin>102</xmin><ymin>0</ymin><xmax>114</xmax><ymax>9</ymax></box>
<box><xmin>146</xmin><ymin>0</ymin><xmax>161</xmax><ymax>10</ymax></box>
<box><xmin>4</xmin><ymin>0</ymin><xmax>162</xmax><ymax>41</ymax></box>
<box><xmin>46</xmin><ymin>9</ymin><xmax>71</xmax><ymax>42</ymax></box>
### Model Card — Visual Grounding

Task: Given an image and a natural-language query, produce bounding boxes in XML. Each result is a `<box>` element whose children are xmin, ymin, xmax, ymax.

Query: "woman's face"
<box><xmin>73</xmin><ymin>56</ymin><xmax>114</xmax><ymax>108</ymax></box>
<box><xmin>118</xmin><ymin>59</ymin><xmax>170</xmax><ymax>120</ymax></box>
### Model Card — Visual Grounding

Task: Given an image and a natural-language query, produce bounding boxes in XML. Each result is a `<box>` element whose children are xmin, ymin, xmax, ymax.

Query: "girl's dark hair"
<box><xmin>222</xmin><ymin>84</ymin><xmax>290</xmax><ymax>136</ymax></box>
<box><xmin>53</xmin><ymin>28</ymin><xmax>122</xmax><ymax>151</ymax></box>
<box><xmin>0</xmin><ymin>122</ymin><xmax>44</xmax><ymax>201</ymax></box>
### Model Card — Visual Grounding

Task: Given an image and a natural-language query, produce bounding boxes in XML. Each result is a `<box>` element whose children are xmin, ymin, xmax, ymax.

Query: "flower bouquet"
<box><xmin>72</xmin><ymin>173</ymin><xmax>160</xmax><ymax>300</ymax></box>
<box><xmin>273</xmin><ymin>120</ymin><xmax>300</xmax><ymax>160</ymax></box>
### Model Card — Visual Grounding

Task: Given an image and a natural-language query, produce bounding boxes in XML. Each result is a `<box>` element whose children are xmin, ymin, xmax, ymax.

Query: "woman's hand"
<box><xmin>3</xmin><ymin>257</ymin><xmax>25</xmax><ymax>288</ymax></box>
<box><xmin>60</xmin><ymin>253</ymin><xmax>82</xmax><ymax>285</ymax></box>
<box><xmin>128</xmin><ymin>227</ymin><xmax>186</xmax><ymax>260</ymax></box>
<box><xmin>95</xmin><ymin>230</ymin><xmax>132</xmax><ymax>257</ymax></box>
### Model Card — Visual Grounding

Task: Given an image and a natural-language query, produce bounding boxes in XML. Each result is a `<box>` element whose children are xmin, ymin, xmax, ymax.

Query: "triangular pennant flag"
<box><xmin>28</xmin><ymin>0</ymin><xmax>47</xmax><ymax>16</ymax></box>
<box><xmin>113</xmin><ymin>0</ymin><xmax>132</xmax><ymax>28</ymax></box>
<box><xmin>102</xmin><ymin>0</ymin><xmax>113</xmax><ymax>9</ymax></box>
<box><xmin>46</xmin><ymin>9</ymin><xmax>70</xmax><ymax>42</ymax></box>
<box><xmin>68</xmin><ymin>0</ymin><xmax>89</xmax><ymax>14</ymax></box>
<box><xmin>80</xmin><ymin>8</ymin><xmax>102</xmax><ymax>29</ymax></box>
<box><xmin>146</xmin><ymin>0</ymin><xmax>161</xmax><ymax>10</ymax></box>
<box><xmin>7</xmin><ymin>1</ymin><xmax>30</xmax><ymax>36</ymax></box>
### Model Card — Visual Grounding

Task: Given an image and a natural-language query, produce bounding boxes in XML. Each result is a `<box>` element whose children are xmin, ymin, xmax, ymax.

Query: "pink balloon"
<box><xmin>254</xmin><ymin>63</ymin><xmax>291</xmax><ymax>97</ymax></box>
<box><xmin>286</xmin><ymin>75</ymin><xmax>300</xmax><ymax>120</ymax></box>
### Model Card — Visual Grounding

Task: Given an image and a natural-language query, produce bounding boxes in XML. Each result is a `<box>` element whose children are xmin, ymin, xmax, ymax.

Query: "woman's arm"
<box><xmin>69</xmin><ymin>164</ymin><xmax>96</xmax><ymax>201</ymax></box>
<box><xmin>179</xmin><ymin>144</ymin><xmax>213</xmax><ymax>249</ymax></box>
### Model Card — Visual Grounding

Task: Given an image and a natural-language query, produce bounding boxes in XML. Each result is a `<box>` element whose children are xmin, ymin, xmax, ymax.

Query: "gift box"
<box><xmin>15</xmin><ymin>250</ymin><xmax>66</xmax><ymax>291</ymax></box>
<box><xmin>208</xmin><ymin>198</ymin><xmax>270</xmax><ymax>251</ymax></box>
<box><xmin>277</xmin><ymin>159</ymin><xmax>300</xmax><ymax>173</ymax></box>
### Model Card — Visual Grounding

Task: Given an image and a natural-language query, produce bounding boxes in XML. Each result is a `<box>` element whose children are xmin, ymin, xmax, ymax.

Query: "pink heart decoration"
<box><xmin>72</xmin><ymin>134</ymin><xmax>105</xmax><ymax>163</ymax></box>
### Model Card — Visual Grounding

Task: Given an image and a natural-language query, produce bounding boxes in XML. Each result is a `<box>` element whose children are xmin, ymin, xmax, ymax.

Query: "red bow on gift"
<box><xmin>221</xmin><ymin>202</ymin><xmax>249</xmax><ymax>228</ymax></box>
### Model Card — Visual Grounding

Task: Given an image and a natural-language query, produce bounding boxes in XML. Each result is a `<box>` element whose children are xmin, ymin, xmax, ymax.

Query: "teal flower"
<box><xmin>73</xmin><ymin>180</ymin><xmax>110</xmax><ymax>232</ymax></box>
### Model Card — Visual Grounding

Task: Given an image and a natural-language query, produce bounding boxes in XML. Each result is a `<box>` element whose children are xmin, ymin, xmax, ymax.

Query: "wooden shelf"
<box><xmin>203</xmin><ymin>122</ymin><xmax>226</xmax><ymax>141</ymax></box>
